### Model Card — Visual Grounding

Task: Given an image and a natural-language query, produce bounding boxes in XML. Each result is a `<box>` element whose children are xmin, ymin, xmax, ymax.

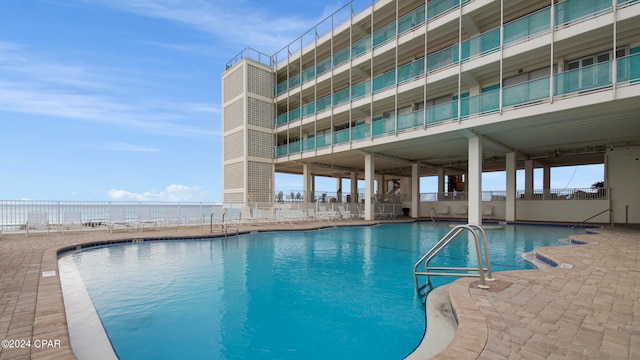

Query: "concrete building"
<box><xmin>222</xmin><ymin>0</ymin><xmax>640</xmax><ymax>224</ymax></box>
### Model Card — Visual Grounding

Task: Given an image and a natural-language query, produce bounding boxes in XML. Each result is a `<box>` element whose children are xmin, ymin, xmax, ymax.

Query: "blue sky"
<box><xmin>0</xmin><ymin>0</ymin><xmax>603</xmax><ymax>202</ymax></box>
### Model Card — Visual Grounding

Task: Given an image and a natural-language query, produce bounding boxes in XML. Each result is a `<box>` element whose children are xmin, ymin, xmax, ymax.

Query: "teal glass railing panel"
<box><xmin>301</xmin><ymin>67</ymin><xmax>316</xmax><ymax>84</ymax></box>
<box><xmin>373</xmin><ymin>69</ymin><xmax>396</xmax><ymax>92</ymax></box>
<box><xmin>352</xmin><ymin>35</ymin><xmax>372</xmax><ymax>58</ymax></box>
<box><xmin>461</xmin><ymin>28</ymin><xmax>500</xmax><ymax>61</ymax></box>
<box><xmin>504</xmin><ymin>7</ymin><xmax>551</xmax><ymax>45</ymax></box>
<box><xmin>351</xmin><ymin>80</ymin><xmax>372</xmax><ymax>99</ymax></box>
<box><xmin>316</xmin><ymin>95</ymin><xmax>332</xmax><ymax>112</ymax></box>
<box><xmin>554</xmin><ymin>61</ymin><xmax>612</xmax><ymax>95</ymax></box>
<box><xmin>427</xmin><ymin>44</ymin><xmax>459</xmax><ymax>72</ymax></box>
<box><xmin>276</xmin><ymin>81</ymin><xmax>288</xmax><ymax>96</ymax></box>
<box><xmin>288</xmin><ymin>73</ymin><xmax>300</xmax><ymax>89</ymax></box>
<box><xmin>616</xmin><ymin>53</ymin><xmax>640</xmax><ymax>82</ymax></box>
<box><xmin>302</xmin><ymin>138</ymin><xmax>315</xmax><ymax>151</ymax></box>
<box><xmin>289</xmin><ymin>141</ymin><xmax>301</xmax><ymax>153</ymax></box>
<box><xmin>373</xmin><ymin>21</ymin><xmax>396</xmax><ymax>47</ymax></box>
<box><xmin>302</xmin><ymin>103</ymin><xmax>316</xmax><ymax>118</ymax></box>
<box><xmin>372</xmin><ymin>118</ymin><xmax>395</xmax><ymax>137</ymax></box>
<box><xmin>275</xmin><ymin>144</ymin><xmax>288</xmax><ymax>157</ymax></box>
<box><xmin>397</xmin><ymin>58</ymin><xmax>425</xmax><ymax>83</ymax></box>
<box><xmin>333</xmin><ymin>88</ymin><xmax>350</xmax><ymax>106</ymax></box>
<box><xmin>351</xmin><ymin>123</ymin><xmax>370</xmax><ymax>140</ymax></box>
<box><xmin>276</xmin><ymin>113</ymin><xmax>288</xmax><ymax>126</ymax></box>
<box><xmin>316</xmin><ymin>58</ymin><xmax>332</xmax><ymax>76</ymax></box>
<box><xmin>398</xmin><ymin>6</ymin><xmax>426</xmax><ymax>34</ymax></box>
<box><xmin>427</xmin><ymin>0</ymin><xmax>459</xmax><ymax>20</ymax></box>
<box><xmin>427</xmin><ymin>101</ymin><xmax>457</xmax><ymax>124</ymax></box>
<box><xmin>555</xmin><ymin>0</ymin><xmax>611</xmax><ymax>26</ymax></box>
<box><xmin>397</xmin><ymin>110</ymin><xmax>424</xmax><ymax>131</ymax></box>
<box><xmin>503</xmin><ymin>77</ymin><xmax>550</xmax><ymax>107</ymax></box>
<box><xmin>289</xmin><ymin>108</ymin><xmax>301</xmax><ymax>122</ymax></box>
<box><xmin>316</xmin><ymin>133</ymin><xmax>332</xmax><ymax>148</ymax></box>
<box><xmin>333</xmin><ymin>47</ymin><xmax>350</xmax><ymax>67</ymax></box>
<box><xmin>333</xmin><ymin>128</ymin><xmax>350</xmax><ymax>144</ymax></box>
<box><xmin>460</xmin><ymin>90</ymin><xmax>499</xmax><ymax>117</ymax></box>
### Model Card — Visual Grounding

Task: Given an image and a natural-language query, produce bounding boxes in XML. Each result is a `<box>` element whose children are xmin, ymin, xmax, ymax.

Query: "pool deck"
<box><xmin>0</xmin><ymin>220</ymin><xmax>639</xmax><ymax>359</ymax></box>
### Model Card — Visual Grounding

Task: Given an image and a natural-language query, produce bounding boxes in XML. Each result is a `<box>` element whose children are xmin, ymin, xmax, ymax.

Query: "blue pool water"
<box><xmin>66</xmin><ymin>222</ymin><xmax>575</xmax><ymax>359</ymax></box>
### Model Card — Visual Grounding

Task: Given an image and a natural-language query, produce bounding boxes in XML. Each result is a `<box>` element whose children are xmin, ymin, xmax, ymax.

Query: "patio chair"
<box><xmin>26</xmin><ymin>212</ymin><xmax>50</xmax><ymax>236</ymax></box>
<box><xmin>63</xmin><ymin>211</ymin><xmax>83</xmax><ymax>234</ymax></box>
<box><xmin>456</xmin><ymin>205</ymin><xmax>468</xmax><ymax>217</ymax></box>
<box><xmin>164</xmin><ymin>208</ymin><xmax>182</xmax><ymax>227</ymax></box>
<box><xmin>319</xmin><ymin>205</ymin><xmax>339</xmax><ymax>221</ymax></box>
<box><xmin>137</xmin><ymin>207</ymin><xmax>159</xmax><ymax>231</ymax></box>
<box><xmin>436</xmin><ymin>205</ymin><xmax>450</xmax><ymax>216</ymax></box>
<box><xmin>482</xmin><ymin>205</ymin><xmax>494</xmax><ymax>219</ymax></box>
<box><xmin>108</xmin><ymin>207</ymin><xmax>133</xmax><ymax>232</ymax></box>
<box><xmin>338</xmin><ymin>205</ymin><xmax>357</xmax><ymax>220</ymax></box>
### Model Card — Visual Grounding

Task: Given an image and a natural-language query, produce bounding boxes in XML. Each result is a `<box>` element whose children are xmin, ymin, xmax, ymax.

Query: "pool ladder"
<box><xmin>211</xmin><ymin>212</ymin><xmax>238</xmax><ymax>237</ymax></box>
<box><xmin>413</xmin><ymin>224</ymin><xmax>494</xmax><ymax>299</ymax></box>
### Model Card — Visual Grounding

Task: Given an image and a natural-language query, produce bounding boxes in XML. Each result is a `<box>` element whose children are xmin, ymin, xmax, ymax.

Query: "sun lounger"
<box><xmin>26</xmin><ymin>212</ymin><xmax>50</xmax><ymax>236</ymax></box>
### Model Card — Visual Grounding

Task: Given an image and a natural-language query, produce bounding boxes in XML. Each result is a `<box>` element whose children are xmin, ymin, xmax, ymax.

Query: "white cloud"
<box><xmin>108</xmin><ymin>184</ymin><xmax>209</xmax><ymax>202</ymax></box>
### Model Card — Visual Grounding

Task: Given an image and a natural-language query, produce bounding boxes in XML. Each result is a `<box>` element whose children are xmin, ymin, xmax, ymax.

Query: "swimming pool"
<box><xmin>60</xmin><ymin>222</ymin><xmax>575</xmax><ymax>359</ymax></box>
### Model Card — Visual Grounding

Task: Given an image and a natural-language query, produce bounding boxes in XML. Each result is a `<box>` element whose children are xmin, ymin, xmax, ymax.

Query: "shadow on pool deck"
<box><xmin>0</xmin><ymin>221</ymin><xmax>638</xmax><ymax>359</ymax></box>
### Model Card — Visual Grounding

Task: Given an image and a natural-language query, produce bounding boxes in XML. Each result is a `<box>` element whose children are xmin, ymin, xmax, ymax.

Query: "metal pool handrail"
<box><xmin>413</xmin><ymin>224</ymin><xmax>493</xmax><ymax>296</ymax></box>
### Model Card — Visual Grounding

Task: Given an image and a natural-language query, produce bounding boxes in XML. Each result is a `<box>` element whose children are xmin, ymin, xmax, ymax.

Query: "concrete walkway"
<box><xmin>0</xmin><ymin>222</ymin><xmax>638</xmax><ymax>359</ymax></box>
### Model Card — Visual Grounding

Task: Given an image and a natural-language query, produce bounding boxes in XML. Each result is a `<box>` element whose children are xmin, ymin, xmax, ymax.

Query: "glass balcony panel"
<box><xmin>461</xmin><ymin>28</ymin><xmax>500</xmax><ymax>61</ymax></box>
<box><xmin>288</xmin><ymin>73</ymin><xmax>301</xmax><ymax>88</ymax></box>
<box><xmin>289</xmin><ymin>141</ymin><xmax>301</xmax><ymax>153</ymax></box>
<box><xmin>333</xmin><ymin>88</ymin><xmax>350</xmax><ymax>106</ymax></box>
<box><xmin>351</xmin><ymin>123</ymin><xmax>370</xmax><ymax>140</ymax></box>
<box><xmin>398</xmin><ymin>6</ymin><xmax>426</xmax><ymax>34</ymax></box>
<box><xmin>555</xmin><ymin>0</ymin><xmax>612</xmax><ymax>26</ymax></box>
<box><xmin>333</xmin><ymin>128</ymin><xmax>350</xmax><ymax>144</ymax></box>
<box><xmin>426</xmin><ymin>101</ymin><xmax>458</xmax><ymax>124</ymax></box>
<box><xmin>351</xmin><ymin>79</ymin><xmax>372</xmax><ymax>99</ymax></box>
<box><xmin>302</xmin><ymin>103</ymin><xmax>316</xmax><ymax>118</ymax></box>
<box><xmin>397</xmin><ymin>110</ymin><xmax>424</xmax><ymax>131</ymax></box>
<box><xmin>617</xmin><ymin>53</ymin><xmax>640</xmax><ymax>82</ymax></box>
<box><xmin>397</xmin><ymin>58</ymin><xmax>425</xmax><ymax>83</ymax></box>
<box><xmin>352</xmin><ymin>35</ymin><xmax>372</xmax><ymax>58</ymax></box>
<box><xmin>503</xmin><ymin>77</ymin><xmax>550</xmax><ymax>107</ymax></box>
<box><xmin>372</xmin><ymin>117</ymin><xmax>395</xmax><ymax>137</ymax></box>
<box><xmin>333</xmin><ymin>47</ymin><xmax>350</xmax><ymax>67</ymax></box>
<box><xmin>460</xmin><ymin>90</ymin><xmax>499</xmax><ymax>117</ymax></box>
<box><xmin>373</xmin><ymin>21</ymin><xmax>397</xmax><ymax>47</ymax></box>
<box><xmin>302</xmin><ymin>138</ymin><xmax>315</xmax><ymax>151</ymax></box>
<box><xmin>276</xmin><ymin>81</ymin><xmax>288</xmax><ymax>96</ymax></box>
<box><xmin>289</xmin><ymin>108</ymin><xmax>301</xmax><ymax>122</ymax></box>
<box><xmin>373</xmin><ymin>70</ymin><xmax>396</xmax><ymax>92</ymax></box>
<box><xmin>276</xmin><ymin>112</ymin><xmax>288</xmax><ymax>126</ymax></box>
<box><xmin>275</xmin><ymin>144</ymin><xmax>288</xmax><ymax>157</ymax></box>
<box><xmin>316</xmin><ymin>133</ymin><xmax>332</xmax><ymax>148</ymax></box>
<box><xmin>316</xmin><ymin>58</ymin><xmax>332</xmax><ymax>76</ymax></box>
<box><xmin>301</xmin><ymin>67</ymin><xmax>316</xmax><ymax>84</ymax></box>
<box><xmin>316</xmin><ymin>95</ymin><xmax>332</xmax><ymax>112</ymax></box>
<box><xmin>554</xmin><ymin>61</ymin><xmax>612</xmax><ymax>95</ymax></box>
<box><xmin>427</xmin><ymin>44</ymin><xmax>459</xmax><ymax>72</ymax></box>
<box><xmin>504</xmin><ymin>7</ymin><xmax>551</xmax><ymax>45</ymax></box>
<box><xmin>427</xmin><ymin>0</ymin><xmax>459</xmax><ymax>20</ymax></box>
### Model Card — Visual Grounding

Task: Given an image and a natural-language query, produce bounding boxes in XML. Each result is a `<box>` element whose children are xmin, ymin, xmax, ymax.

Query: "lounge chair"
<box><xmin>137</xmin><ymin>207</ymin><xmax>159</xmax><ymax>230</ymax></box>
<box><xmin>456</xmin><ymin>205</ymin><xmax>468</xmax><ymax>217</ymax></box>
<box><xmin>436</xmin><ymin>205</ymin><xmax>450</xmax><ymax>216</ymax></box>
<box><xmin>482</xmin><ymin>205</ymin><xmax>494</xmax><ymax>219</ymax></box>
<box><xmin>108</xmin><ymin>207</ymin><xmax>133</xmax><ymax>232</ymax></box>
<box><xmin>164</xmin><ymin>208</ymin><xmax>182</xmax><ymax>227</ymax></box>
<box><xmin>319</xmin><ymin>205</ymin><xmax>339</xmax><ymax>221</ymax></box>
<box><xmin>26</xmin><ymin>212</ymin><xmax>50</xmax><ymax>236</ymax></box>
<box><xmin>338</xmin><ymin>205</ymin><xmax>357</xmax><ymax>220</ymax></box>
<box><xmin>63</xmin><ymin>211</ymin><xmax>83</xmax><ymax>234</ymax></box>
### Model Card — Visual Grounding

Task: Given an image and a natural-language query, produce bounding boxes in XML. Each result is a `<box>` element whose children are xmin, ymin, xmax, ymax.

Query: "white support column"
<box><xmin>437</xmin><ymin>168</ymin><xmax>445</xmax><ymax>200</ymax></box>
<box><xmin>303</xmin><ymin>164</ymin><xmax>311</xmax><ymax>203</ymax></box>
<box><xmin>525</xmin><ymin>160</ymin><xmax>534</xmax><ymax>200</ymax></box>
<box><xmin>364</xmin><ymin>153</ymin><xmax>375</xmax><ymax>221</ymax></box>
<box><xmin>411</xmin><ymin>163</ymin><xmax>420</xmax><ymax>218</ymax></box>
<box><xmin>468</xmin><ymin>136</ymin><xmax>482</xmax><ymax>225</ymax></box>
<box><xmin>506</xmin><ymin>152</ymin><xmax>516</xmax><ymax>222</ymax></box>
<box><xmin>543</xmin><ymin>165</ymin><xmax>551</xmax><ymax>199</ymax></box>
<box><xmin>350</xmin><ymin>171</ymin><xmax>358</xmax><ymax>203</ymax></box>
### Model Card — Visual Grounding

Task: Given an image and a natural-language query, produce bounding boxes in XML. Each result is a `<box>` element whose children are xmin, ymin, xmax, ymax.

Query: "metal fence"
<box><xmin>419</xmin><ymin>188</ymin><xmax>609</xmax><ymax>202</ymax></box>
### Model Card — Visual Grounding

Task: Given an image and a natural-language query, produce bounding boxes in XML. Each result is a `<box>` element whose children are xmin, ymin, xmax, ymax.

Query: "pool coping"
<box><xmin>6</xmin><ymin>219</ymin><xmax>630</xmax><ymax>359</ymax></box>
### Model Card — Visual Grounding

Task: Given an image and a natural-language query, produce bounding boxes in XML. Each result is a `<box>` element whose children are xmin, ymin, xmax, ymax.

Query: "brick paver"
<box><xmin>1</xmin><ymin>222</ymin><xmax>638</xmax><ymax>359</ymax></box>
